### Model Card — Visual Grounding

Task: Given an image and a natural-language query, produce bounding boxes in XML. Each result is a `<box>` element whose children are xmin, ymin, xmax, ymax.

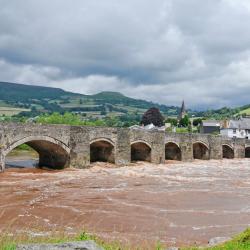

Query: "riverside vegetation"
<box><xmin>1</xmin><ymin>228</ymin><xmax>250</xmax><ymax>250</ymax></box>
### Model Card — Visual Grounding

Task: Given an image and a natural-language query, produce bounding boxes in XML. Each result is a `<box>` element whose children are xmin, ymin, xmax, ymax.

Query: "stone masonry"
<box><xmin>0</xmin><ymin>122</ymin><xmax>249</xmax><ymax>172</ymax></box>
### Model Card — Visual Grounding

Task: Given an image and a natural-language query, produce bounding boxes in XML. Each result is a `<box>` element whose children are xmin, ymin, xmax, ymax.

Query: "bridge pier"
<box><xmin>234</xmin><ymin>138</ymin><xmax>246</xmax><ymax>158</ymax></box>
<box><xmin>151</xmin><ymin>131</ymin><xmax>165</xmax><ymax>164</ymax></box>
<box><xmin>180</xmin><ymin>135</ymin><xmax>193</xmax><ymax>161</ymax></box>
<box><xmin>208</xmin><ymin>135</ymin><xmax>223</xmax><ymax>159</ymax></box>
<box><xmin>115</xmin><ymin>129</ymin><xmax>130</xmax><ymax>166</ymax></box>
<box><xmin>0</xmin><ymin>151</ymin><xmax>5</xmax><ymax>172</ymax></box>
<box><xmin>69</xmin><ymin>126</ymin><xmax>90</xmax><ymax>169</ymax></box>
<box><xmin>39</xmin><ymin>151</ymin><xmax>70</xmax><ymax>169</ymax></box>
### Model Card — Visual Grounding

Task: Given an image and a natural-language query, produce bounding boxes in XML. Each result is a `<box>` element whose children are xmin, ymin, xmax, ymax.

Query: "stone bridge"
<box><xmin>0</xmin><ymin>122</ymin><xmax>250</xmax><ymax>172</ymax></box>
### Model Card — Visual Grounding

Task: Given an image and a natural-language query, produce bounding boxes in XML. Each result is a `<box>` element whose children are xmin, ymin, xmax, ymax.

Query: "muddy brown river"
<box><xmin>1</xmin><ymin>157</ymin><xmax>250</xmax><ymax>248</ymax></box>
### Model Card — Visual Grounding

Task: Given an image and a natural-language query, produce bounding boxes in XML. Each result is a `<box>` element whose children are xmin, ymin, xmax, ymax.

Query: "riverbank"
<box><xmin>1</xmin><ymin>228</ymin><xmax>250</xmax><ymax>250</ymax></box>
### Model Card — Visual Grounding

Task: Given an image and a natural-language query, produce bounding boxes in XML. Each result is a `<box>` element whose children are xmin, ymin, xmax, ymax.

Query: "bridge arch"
<box><xmin>90</xmin><ymin>138</ymin><xmax>115</xmax><ymax>163</ymax></box>
<box><xmin>3</xmin><ymin>136</ymin><xmax>70</xmax><ymax>170</ymax></box>
<box><xmin>165</xmin><ymin>142</ymin><xmax>181</xmax><ymax>161</ymax></box>
<box><xmin>246</xmin><ymin>146</ymin><xmax>250</xmax><ymax>158</ymax></box>
<box><xmin>131</xmin><ymin>140</ymin><xmax>151</xmax><ymax>162</ymax></box>
<box><xmin>193</xmin><ymin>141</ymin><xmax>209</xmax><ymax>160</ymax></box>
<box><xmin>222</xmin><ymin>144</ymin><xmax>234</xmax><ymax>159</ymax></box>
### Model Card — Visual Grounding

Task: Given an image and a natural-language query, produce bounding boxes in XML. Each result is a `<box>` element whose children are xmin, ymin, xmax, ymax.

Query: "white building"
<box><xmin>130</xmin><ymin>123</ymin><xmax>165</xmax><ymax>131</ymax></box>
<box><xmin>220</xmin><ymin>118</ymin><xmax>250</xmax><ymax>139</ymax></box>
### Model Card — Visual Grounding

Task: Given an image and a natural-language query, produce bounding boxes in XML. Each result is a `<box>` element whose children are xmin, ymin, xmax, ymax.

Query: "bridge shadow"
<box><xmin>193</xmin><ymin>142</ymin><xmax>209</xmax><ymax>160</ymax></box>
<box><xmin>3</xmin><ymin>138</ymin><xmax>70</xmax><ymax>170</ymax></box>
<box><xmin>90</xmin><ymin>140</ymin><xmax>115</xmax><ymax>163</ymax></box>
<box><xmin>246</xmin><ymin>147</ymin><xmax>250</xmax><ymax>158</ymax></box>
<box><xmin>223</xmin><ymin>145</ymin><xmax>234</xmax><ymax>159</ymax></box>
<box><xmin>131</xmin><ymin>141</ymin><xmax>151</xmax><ymax>162</ymax></box>
<box><xmin>165</xmin><ymin>142</ymin><xmax>181</xmax><ymax>161</ymax></box>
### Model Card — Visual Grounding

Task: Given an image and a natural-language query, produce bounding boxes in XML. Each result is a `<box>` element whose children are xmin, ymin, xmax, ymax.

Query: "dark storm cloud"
<box><xmin>0</xmin><ymin>0</ymin><xmax>250</xmax><ymax>109</ymax></box>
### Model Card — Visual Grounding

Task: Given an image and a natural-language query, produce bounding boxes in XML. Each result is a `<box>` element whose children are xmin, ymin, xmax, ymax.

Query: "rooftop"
<box><xmin>228</xmin><ymin>118</ymin><xmax>250</xmax><ymax>130</ymax></box>
<box><xmin>202</xmin><ymin>120</ymin><xmax>221</xmax><ymax>127</ymax></box>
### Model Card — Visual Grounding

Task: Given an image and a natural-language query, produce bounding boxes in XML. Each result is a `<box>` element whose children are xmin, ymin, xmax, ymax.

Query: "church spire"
<box><xmin>181</xmin><ymin>100</ymin><xmax>185</xmax><ymax>113</ymax></box>
<box><xmin>178</xmin><ymin>100</ymin><xmax>186</xmax><ymax>120</ymax></box>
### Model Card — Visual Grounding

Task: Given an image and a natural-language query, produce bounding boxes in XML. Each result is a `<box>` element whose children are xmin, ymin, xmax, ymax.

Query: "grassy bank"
<box><xmin>1</xmin><ymin>228</ymin><xmax>250</xmax><ymax>250</ymax></box>
<box><xmin>0</xmin><ymin>230</ymin><xmax>161</xmax><ymax>250</ymax></box>
<box><xmin>183</xmin><ymin>228</ymin><xmax>250</xmax><ymax>250</ymax></box>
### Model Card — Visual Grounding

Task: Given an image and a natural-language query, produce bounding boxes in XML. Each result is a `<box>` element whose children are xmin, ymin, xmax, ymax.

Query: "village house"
<box><xmin>220</xmin><ymin>118</ymin><xmax>250</xmax><ymax>139</ymax></box>
<box><xmin>200</xmin><ymin>120</ymin><xmax>221</xmax><ymax>134</ymax></box>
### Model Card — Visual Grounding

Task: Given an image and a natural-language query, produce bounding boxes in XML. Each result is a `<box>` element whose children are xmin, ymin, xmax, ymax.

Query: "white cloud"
<box><xmin>0</xmin><ymin>0</ymin><xmax>250</xmax><ymax>109</ymax></box>
<box><xmin>0</xmin><ymin>59</ymin><xmax>61</xmax><ymax>84</ymax></box>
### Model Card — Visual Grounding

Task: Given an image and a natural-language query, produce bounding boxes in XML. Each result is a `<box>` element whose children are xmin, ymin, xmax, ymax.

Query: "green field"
<box><xmin>0</xmin><ymin>107</ymin><xmax>30</xmax><ymax>116</ymax></box>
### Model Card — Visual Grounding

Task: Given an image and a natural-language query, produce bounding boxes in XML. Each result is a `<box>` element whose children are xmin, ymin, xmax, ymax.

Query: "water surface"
<box><xmin>1</xmin><ymin>159</ymin><xmax>250</xmax><ymax>248</ymax></box>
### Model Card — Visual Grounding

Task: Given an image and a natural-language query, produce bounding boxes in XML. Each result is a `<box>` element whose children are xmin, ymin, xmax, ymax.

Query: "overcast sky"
<box><xmin>1</xmin><ymin>0</ymin><xmax>250</xmax><ymax>109</ymax></box>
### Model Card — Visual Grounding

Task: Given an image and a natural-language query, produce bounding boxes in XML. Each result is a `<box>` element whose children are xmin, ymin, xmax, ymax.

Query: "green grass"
<box><xmin>0</xmin><ymin>230</ymin><xmax>162</xmax><ymax>250</ymax></box>
<box><xmin>239</xmin><ymin>108</ymin><xmax>250</xmax><ymax>115</ymax></box>
<box><xmin>183</xmin><ymin>228</ymin><xmax>250</xmax><ymax>250</ymax></box>
<box><xmin>1</xmin><ymin>228</ymin><xmax>250</xmax><ymax>250</ymax></box>
<box><xmin>176</xmin><ymin>127</ymin><xmax>189</xmax><ymax>133</ymax></box>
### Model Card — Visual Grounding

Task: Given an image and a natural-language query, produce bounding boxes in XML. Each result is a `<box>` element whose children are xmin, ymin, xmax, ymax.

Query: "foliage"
<box><xmin>141</xmin><ymin>107</ymin><xmax>165</xmax><ymax>127</ymax></box>
<box><xmin>36</xmin><ymin>113</ymin><xmax>106</xmax><ymax>126</ymax></box>
<box><xmin>197</xmin><ymin>105</ymin><xmax>248</xmax><ymax>120</ymax></box>
<box><xmin>182</xmin><ymin>228</ymin><xmax>250</xmax><ymax>250</ymax></box>
<box><xmin>33</xmin><ymin>112</ymin><xmax>141</xmax><ymax>128</ymax></box>
<box><xmin>176</xmin><ymin>127</ymin><xmax>189</xmax><ymax>133</ymax></box>
<box><xmin>166</xmin><ymin>118</ymin><xmax>178</xmax><ymax>126</ymax></box>
<box><xmin>15</xmin><ymin>144</ymin><xmax>33</xmax><ymax>151</ymax></box>
<box><xmin>179</xmin><ymin>115</ymin><xmax>190</xmax><ymax>127</ymax></box>
<box><xmin>192</xmin><ymin>118</ymin><xmax>203</xmax><ymax>126</ymax></box>
<box><xmin>188</xmin><ymin>124</ymin><xmax>192</xmax><ymax>133</ymax></box>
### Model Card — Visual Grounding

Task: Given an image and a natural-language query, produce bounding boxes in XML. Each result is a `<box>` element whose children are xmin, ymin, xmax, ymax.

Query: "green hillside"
<box><xmin>1</xmin><ymin>81</ymin><xmax>250</xmax><ymax>121</ymax></box>
<box><xmin>198</xmin><ymin>104</ymin><xmax>250</xmax><ymax>119</ymax></box>
<box><xmin>0</xmin><ymin>82</ymin><xmax>180</xmax><ymax>117</ymax></box>
<box><xmin>239</xmin><ymin>107</ymin><xmax>250</xmax><ymax>116</ymax></box>
<box><xmin>0</xmin><ymin>82</ymin><xmax>69</xmax><ymax>102</ymax></box>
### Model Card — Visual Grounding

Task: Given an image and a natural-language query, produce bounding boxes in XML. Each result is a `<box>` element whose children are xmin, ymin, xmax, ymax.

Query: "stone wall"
<box><xmin>222</xmin><ymin>137</ymin><xmax>246</xmax><ymax>158</ymax></box>
<box><xmin>0</xmin><ymin>122</ymin><xmax>249</xmax><ymax>172</ymax></box>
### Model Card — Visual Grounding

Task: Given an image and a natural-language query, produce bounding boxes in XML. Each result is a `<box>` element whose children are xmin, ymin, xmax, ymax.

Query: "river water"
<box><xmin>1</xmin><ymin>155</ymin><xmax>250</xmax><ymax>248</ymax></box>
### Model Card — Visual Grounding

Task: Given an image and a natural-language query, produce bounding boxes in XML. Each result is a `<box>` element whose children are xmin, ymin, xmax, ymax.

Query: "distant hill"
<box><xmin>0</xmin><ymin>82</ymin><xmax>69</xmax><ymax>102</ymax></box>
<box><xmin>0</xmin><ymin>81</ymin><xmax>181</xmax><ymax>117</ymax></box>
<box><xmin>2</xmin><ymin>81</ymin><xmax>249</xmax><ymax>120</ymax></box>
<box><xmin>197</xmin><ymin>104</ymin><xmax>250</xmax><ymax>119</ymax></box>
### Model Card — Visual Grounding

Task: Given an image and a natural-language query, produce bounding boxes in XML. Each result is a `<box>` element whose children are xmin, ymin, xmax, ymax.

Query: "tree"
<box><xmin>179</xmin><ymin>115</ymin><xmax>190</xmax><ymax>127</ymax></box>
<box><xmin>193</xmin><ymin>118</ymin><xmax>202</xmax><ymax>127</ymax></box>
<box><xmin>166</xmin><ymin>118</ymin><xmax>178</xmax><ymax>126</ymax></box>
<box><xmin>141</xmin><ymin>107</ymin><xmax>164</xmax><ymax>127</ymax></box>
